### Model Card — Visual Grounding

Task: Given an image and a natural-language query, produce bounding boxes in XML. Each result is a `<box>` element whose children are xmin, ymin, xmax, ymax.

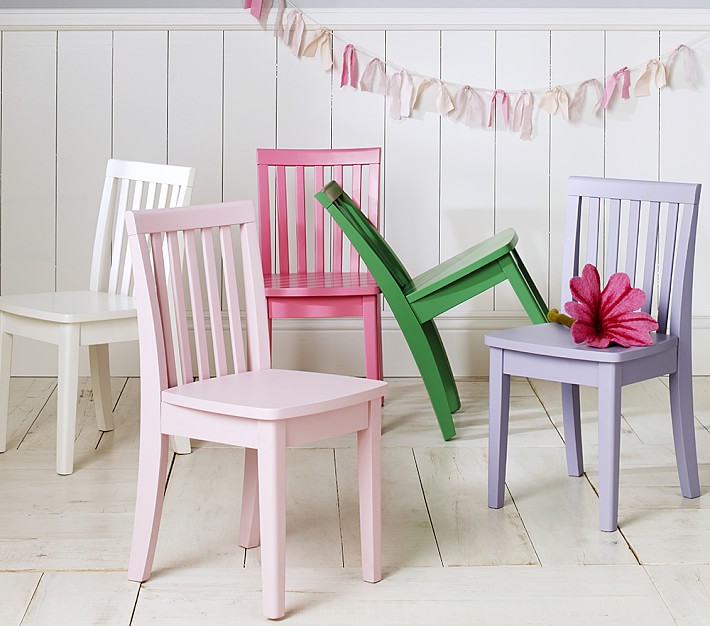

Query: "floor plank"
<box><xmin>645</xmin><ymin>564</ymin><xmax>710</xmax><ymax>626</ymax></box>
<box><xmin>0</xmin><ymin>571</ymin><xmax>41</xmax><ymax>626</ymax></box>
<box><xmin>20</xmin><ymin>572</ymin><xmax>138</xmax><ymax>626</ymax></box>
<box><xmin>415</xmin><ymin>446</ymin><xmax>539</xmax><ymax>566</ymax></box>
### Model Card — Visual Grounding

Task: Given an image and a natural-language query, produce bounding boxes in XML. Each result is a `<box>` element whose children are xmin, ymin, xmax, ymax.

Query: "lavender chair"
<box><xmin>486</xmin><ymin>176</ymin><xmax>702</xmax><ymax>531</ymax></box>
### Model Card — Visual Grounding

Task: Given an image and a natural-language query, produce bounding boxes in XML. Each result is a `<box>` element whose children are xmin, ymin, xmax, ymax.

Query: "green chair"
<box><xmin>315</xmin><ymin>181</ymin><xmax>548</xmax><ymax>440</ymax></box>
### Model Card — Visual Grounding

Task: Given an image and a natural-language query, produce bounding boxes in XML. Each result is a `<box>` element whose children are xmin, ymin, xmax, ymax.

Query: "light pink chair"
<box><xmin>125</xmin><ymin>200</ymin><xmax>386</xmax><ymax>619</ymax></box>
<box><xmin>256</xmin><ymin>148</ymin><xmax>383</xmax><ymax>381</ymax></box>
<box><xmin>486</xmin><ymin>176</ymin><xmax>701</xmax><ymax>532</ymax></box>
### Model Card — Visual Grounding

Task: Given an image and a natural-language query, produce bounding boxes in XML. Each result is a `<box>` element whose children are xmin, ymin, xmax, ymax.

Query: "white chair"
<box><xmin>0</xmin><ymin>159</ymin><xmax>195</xmax><ymax>475</ymax></box>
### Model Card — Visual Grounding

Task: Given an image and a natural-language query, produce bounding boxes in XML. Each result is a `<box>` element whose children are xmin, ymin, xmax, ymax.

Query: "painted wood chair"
<box><xmin>486</xmin><ymin>176</ymin><xmax>702</xmax><ymax>531</ymax></box>
<box><xmin>125</xmin><ymin>200</ymin><xmax>386</xmax><ymax>620</ymax></box>
<box><xmin>315</xmin><ymin>181</ymin><xmax>548</xmax><ymax>441</ymax></box>
<box><xmin>0</xmin><ymin>159</ymin><xmax>195</xmax><ymax>475</ymax></box>
<box><xmin>257</xmin><ymin>147</ymin><xmax>383</xmax><ymax>382</ymax></box>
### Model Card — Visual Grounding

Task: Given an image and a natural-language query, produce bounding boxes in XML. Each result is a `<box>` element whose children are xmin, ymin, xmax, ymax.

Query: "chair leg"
<box><xmin>170</xmin><ymin>435</ymin><xmax>192</xmax><ymax>455</ymax></box>
<box><xmin>0</xmin><ymin>316</ymin><xmax>13</xmax><ymax>453</ymax></box>
<box><xmin>597</xmin><ymin>365</ymin><xmax>622</xmax><ymax>532</ymax></box>
<box><xmin>561</xmin><ymin>383</ymin><xmax>583</xmax><ymax>476</ymax></box>
<box><xmin>56</xmin><ymin>325</ymin><xmax>80</xmax><ymax>475</ymax></box>
<box><xmin>422</xmin><ymin>321</ymin><xmax>460</xmax><ymax>414</ymax></box>
<box><xmin>239</xmin><ymin>447</ymin><xmax>261</xmax><ymax>549</ymax></box>
<box><xmin>257</xmin><ymin>421</ymin><xmax>287</xmax><ymax>620</ymax></box>
<box><xmin>358</xmin><ymin>400</ymin><xmax>382</xmax><ymax>583</ymax></box>
<box><xmin>128</xmin><ymin>431</ymin><xmax>170</xmax><ymax>582</ymax></box>
<box><xmin>669</xmin><ymin>350</ymin><xmax>700</xmax><ymax>498</ymax></box>
<box><xmin>500</xmin><ymin>252</ymin><xmax>548</xmax><ymax>324</ymax></box>
<box><xmin>488</xmin><ymin>347</ymin><xmax>511</xmax><ymax>509</ymax></box>
<box><xmin>89</xmin><ymin>344</ymin><xmax>114</xmax><ymax>432</ymax></box>
<box><xmin>363</xmin><ymin>295</ymin><xmax>383</xmax><ymax>382</ymax></box>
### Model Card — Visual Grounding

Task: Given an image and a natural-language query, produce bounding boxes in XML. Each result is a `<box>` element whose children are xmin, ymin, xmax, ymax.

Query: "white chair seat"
<box><xmin>485</xmin><ymin>323</ymin><xmax>678</xmax><ymax>363</ymax></box>
<box><xmin>163</xmin><ymin>368</ymin><xmax>385</xmax><ymax>420</ymax></box>
<box><xmin>0</xmin><ymin>290</ymin><xmax>136</xmax><ymax>324</ymax></box>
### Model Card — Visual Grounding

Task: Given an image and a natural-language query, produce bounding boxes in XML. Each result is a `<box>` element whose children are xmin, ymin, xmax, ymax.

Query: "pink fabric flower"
<box><xmin>564</xmin><ymin>264</ymin><xmax>658</xmax><ymax>348</ymax></box>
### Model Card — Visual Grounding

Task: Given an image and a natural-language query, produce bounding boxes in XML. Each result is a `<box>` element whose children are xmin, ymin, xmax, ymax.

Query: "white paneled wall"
<box><xmin>1</xmin><ymin>9</ymin><xmax>709</xmax><ymax>376</ymax></box>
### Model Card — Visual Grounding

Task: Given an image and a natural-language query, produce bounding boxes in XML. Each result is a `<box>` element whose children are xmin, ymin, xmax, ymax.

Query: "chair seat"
<box><xmin>263</xmin><ymin>272</ymin><xmax>381</xmax><ymax>297</ymax></box>
<box><xmin>485</xmin><ymin>322</ymin><xmax>678</xmax><ymax>363</ymax></box>
<box><xmin>406</xmin><ymin>228</ymin><xmax>518</xmax><ymax>302</ymax></box>
<box><xmin>163</xmin><ymin>368</ymin><xmax>387</xmax><ymax>420</ymax></box>
<box><xmin>0</xmin><ymin>290</ymin><xmax>136</xmax><ymax>323</ymax></box>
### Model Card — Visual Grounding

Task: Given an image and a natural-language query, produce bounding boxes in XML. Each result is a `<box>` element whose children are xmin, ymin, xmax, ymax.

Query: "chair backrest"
<box><xmin>563</xmin><ymin>176</ymin><xmax>701</xmax><ymax>340</ymax></box>
<box><xmin>256</xmin><ymin>147</ymin><xmax>381</xmax><ymax>275</ymax></box>
<box><xmin>125</xmin><ymin>202</ymin><xmax>270</xmax><ymax>399</ymax></box>
<box><xmin>90</xmin><ymin>159</ymin><xmax>196</xmax><ymax>295</ymax></box>
<box><xmin>315</xmin><ymin>181</ymin><xmax>413</xmax><ymax>299</ymax></box>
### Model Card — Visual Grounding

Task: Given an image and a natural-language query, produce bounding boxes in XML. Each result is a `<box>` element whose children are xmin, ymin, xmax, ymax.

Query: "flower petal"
<box><xmin>569</xmin><ymin>264</ymin><xmax>601</xmax><ymax>311</ymax></box>
<box><xmin>599</xmin><ymin>272</ymin><xmax>647</xmax><ymax>318</ymax></box>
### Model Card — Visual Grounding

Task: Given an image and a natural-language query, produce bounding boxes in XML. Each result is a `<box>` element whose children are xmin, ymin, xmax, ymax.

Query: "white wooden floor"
<box><xmin>2</xmin><ymin>375</ymin><xmax>710</xmax><ymax>625</ymax></box>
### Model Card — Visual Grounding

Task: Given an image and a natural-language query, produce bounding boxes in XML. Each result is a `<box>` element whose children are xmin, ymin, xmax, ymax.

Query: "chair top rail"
<box><xmin>568</xmin><ymin>176</ymin><xmax>701</xmax><ymax>205</ymax></box>
<box><xmin>257</xmin><ymin>147</ymin><xmax>381</xmax><ymax>167</ymax></box>
<box><xmin>126</xmin><ymin>201</ymin><xmax>256</xmax><ymax>236</ymax></box>
<box><xmin>106</xmin><ymin>158</ymin><xmax>196</xmax><ymax>187</ymax></box>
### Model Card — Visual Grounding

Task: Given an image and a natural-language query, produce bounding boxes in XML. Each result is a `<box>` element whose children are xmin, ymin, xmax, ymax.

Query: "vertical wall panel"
<box><xmin>168</xmin><ymin>31</ymin><xmax>223</xmax><ymax>204</ymax></box>
<box><xmin>495</xmin><ymin>30</ymin><xmax>550</xmax><ymax>311</ymax></box>
<box><xmin>113</xmin><ymin>31</ymin><xmax>168</xmax><ymax>163</ymax></box>
<box><xmin>223</xmin><ymin>31</ymin><xmax>276</xmax><ymax>204</ymax></box>
<box><xmin>660</xmin><ymin>31</ymin><xmax>710</xmax><ymax>317</ymax></box>
<box><xmin>1</xmin><ymin>32</ymin><xmax>56</xmax><ymax>296</ymax></box>
<box><xmin>605</xmin><ymin>31</ymin><xmax>660</xmax><ymax>179</ymax></box>
<box><xmin>277</xmin><ymin>33</ymin><xmax>331</xmax><ymax>148</ymax></box>
<box><xmin>384</xmin><ymin>30</ymin><xmax>440</xmax><ymax>277</ymax></box>
<box><xmin>56</xmin><ymin>31</ymin><xmax>112</xmax><ymax>292</ymax></box>
<box><xmin>440</xmin><ymin>30</ymin><xmax>496</xmax><ymax>313</ymax></box>
<box><xmin>332</xmin><ymin>31</ymin><xmax>386</xmax><ymax>150</ymax></box>
<box><xmin>549</xmin><ymin>31</ymin><xmax>605</xmax><ymax>309</ymax></box>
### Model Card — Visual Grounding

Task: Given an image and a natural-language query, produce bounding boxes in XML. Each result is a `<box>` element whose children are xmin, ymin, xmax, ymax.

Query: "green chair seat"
<box><xmin>316</xmin><ymin>181</ymin><xmax>547</xmax><ymax>440</ymax></box>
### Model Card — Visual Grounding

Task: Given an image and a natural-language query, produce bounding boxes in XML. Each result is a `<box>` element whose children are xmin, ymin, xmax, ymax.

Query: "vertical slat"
<box><xmin>167</xmin><ymin>230</ymin><xmax>193</xmax><ymax>383</ymax></box>
<box><xmin>368</xmin><ymin>162</ymin><xmax>380</xmax><ymax>227</ymax></box>
<box><xmin>184</xmin><ymin>229</ymin><xmax>210</xmax><ymax>380</ymax></box>
<box><xmin>156</xmin><ymin>182</ymin><xmax>170</xmax><ymax>208</ymax></box>
<box><xmin>350</xmin><ymin>164</ymin><xmax>363</xmax><ymax>271</ymax></box>
<box><xmin>332</xmin><ymin>165</ymin><xmax>344</xmax><ymax>273</ymax></box>
<box><xmin>586</xmin><ymin>196</ymin><xmax>601</xmax><ymax>267</ymax></box>
<box><xmin>276</xmin><ymin>165</ymin><xmax>289</xmax><ymax>273</ymax></box>
<box><xmin>202</xmin><ymin>228</ymin><xmax>228</xmax><ymax>376</ymax></box>
<box><xmin>560</xmin><ymin>195</ymin><xmax>582</xmax><ymax>306</ymax></box>
<box><xmin>145</xmin><ymin>181</ymin><xmax>158</xmax><ymax>209</ymax></box>
<box><xmin>657</xmin><ymin>202</ymin><xmax>679</xmax><ymax>333</ymax></box>
<box><xmin>295</xmin><ymin>166</ymin><xmax>307</xmax><ymax>273</ymax></box>
<box><xmin>150</xmin><ymin>232</ymin><xmax>178</xmax><ymax>388</ymax></box>
<box><xmin>220</xmin><ymin>226</ymin><xmax>247</xmax><ymax>373</ymax></box>
<box><xmin>641</xmin><ymin>201</ymin><xmax>660</xmax><ymax>314</ymax></box>
<box><xmin>257</xmin><ymin>163</ymin><xmax>273</xmax><ymax>274</ymax></box>
<box><xmin>314</xmin><ymin>165</ymin><xmax>325</xmax><ymax>274</ymax></box>
<box><xmin>130</xmin><ymin>180</ymin><xmax>145</xmax><ymax>212</ymax></box>
<box><xmin>624</xmin><ymin>199</ymin><xmax>641</xmax><ymax>281</ymax></box>
<box><xmin>168</xmin><ymin>185</ymin><xmax>181</xmax><ymax>207</ymax></box>
<box><xmin>604</xmin><ymin>198</ymin><xmax>621</xmax><ymax>282</ymax></box>
<box><xmin>108</xmin><ymin>178</ymin><xmax>131</xmax><ymax>294</ymax></box>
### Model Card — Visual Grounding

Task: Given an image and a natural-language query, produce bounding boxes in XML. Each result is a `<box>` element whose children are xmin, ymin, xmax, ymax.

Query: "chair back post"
<box><xmin>89</xmin><ymin>159</ymin><xmax>195</xmax><ymax>295</ymax></box>
<box><xmin>564</xmin><ymin>176</ymin><xmax>701</xmax><ymax>340</ymax></box>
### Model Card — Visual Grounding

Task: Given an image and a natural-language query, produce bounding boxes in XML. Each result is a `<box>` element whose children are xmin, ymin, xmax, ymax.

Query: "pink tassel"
<box><xmin>341</xmin><ymin>44</ymin><xmax>358</xmax><ymax>89</ymax></box>
<box><xmin>488</xmin><ymin>89</ymin><xmax>509</xmax><ymax>128</ymax></box>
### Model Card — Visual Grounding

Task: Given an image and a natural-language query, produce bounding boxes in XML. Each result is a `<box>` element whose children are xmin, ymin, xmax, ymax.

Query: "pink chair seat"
<box><xmin>263</xmin><ymin>271</ymin><xmax>381</xmax><ymax>297</ymax></box>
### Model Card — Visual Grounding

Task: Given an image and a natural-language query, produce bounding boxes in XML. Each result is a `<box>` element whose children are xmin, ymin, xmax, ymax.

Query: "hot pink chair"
<box><xmin>486</xmin><ymin>176</ymin><xmax>702</xmax><ymax>532</ymax></box>
<box><xmin>256</xmin><ymin>148</ymin><xmax>383</xmax><ymax>381</ymax></box>
<box><xmin>125</xmin><ymin>200</ymin><xmax>386</xmax><ymax>619</ymax></box>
